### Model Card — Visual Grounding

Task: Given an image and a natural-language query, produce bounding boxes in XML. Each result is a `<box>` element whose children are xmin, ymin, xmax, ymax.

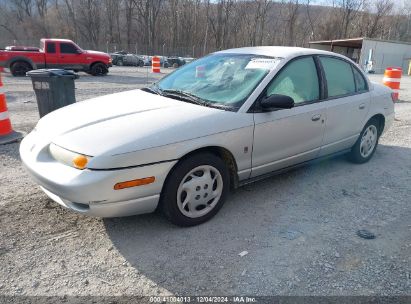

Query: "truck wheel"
<box><xmin>90</xmin><ymin>63</ymin><xmax>108</xmax><ymax>76</ymax></box>
<box><xmin>117</xmin><ymin>59</ymin><xmax>123</xmax><ymax>66</ymax></box>
<box><xmin>11</xmin><ymin>61</ymin><xmax>32</xmax><ymax>77</ymax></box>
<box><xmin>139</xmin><ymin>61</ymin><xmax>144</xmax><ymax>67</ymax></box>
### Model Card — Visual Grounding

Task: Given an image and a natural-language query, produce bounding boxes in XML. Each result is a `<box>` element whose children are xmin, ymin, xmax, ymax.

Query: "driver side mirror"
<box><xmin>261</xmin><ymin>94</ymin><xmax>294</xmax><ymax>111</ymax></box>
<box><xmin>76</xmin><ymin>49</ymin><xmax>83</xmax><ymax>54</ymax></box>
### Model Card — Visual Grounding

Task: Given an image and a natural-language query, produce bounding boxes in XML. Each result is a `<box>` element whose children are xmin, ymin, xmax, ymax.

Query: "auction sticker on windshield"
<box><xmin>245</xmin><ymin>58</ymin><xmax>280</xmax><ymax>70</ymax></box>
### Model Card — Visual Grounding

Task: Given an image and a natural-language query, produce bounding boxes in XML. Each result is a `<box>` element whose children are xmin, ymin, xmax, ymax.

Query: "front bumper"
<box><xmin>20</xmin><ymin>130</ymin><xmax>177</xmax><ymax>217</ymax></box>
<box><xmin>41</xmin><ymin>186</ymin><xmax>160</xmax><ymax>217</ymax></box>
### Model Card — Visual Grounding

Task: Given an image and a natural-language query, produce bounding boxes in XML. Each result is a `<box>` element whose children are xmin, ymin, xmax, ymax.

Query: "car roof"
<box><xmin>215</xmin><ymin>46</ymin><xmax>342</xmax><ymax>59</ymax></box>
<box><xmin>41</xmin><ymin>38</ymin><xmax>75</xmax><ymax>43</ymax></box>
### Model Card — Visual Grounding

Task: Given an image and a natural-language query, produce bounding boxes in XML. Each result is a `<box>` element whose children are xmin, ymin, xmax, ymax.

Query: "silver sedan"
<box><xmin>20</xmin><ymin>47</ymin><xmax>395</xmax><ymax>226</ymax></box>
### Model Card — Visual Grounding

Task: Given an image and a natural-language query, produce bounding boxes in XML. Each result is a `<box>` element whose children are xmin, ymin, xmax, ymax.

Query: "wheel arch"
<box><xmin>8</xmin><ymin>57</ymin><xmax>35</xmax><ymax>70</ymax></box>
<box><xmin>373</xmin><ymin>114</ymin><xmax>385</xmax><ymax>135</ymax></box>
<box><xmin>164</xmin><ymin>146</ymin><xmax>240</xmax><ymax>193</ymax></box>
<box><xmin>366</xmin><ymin>113</ymin><xmax>385</xmax><ymax>135</ymax></box>
<box><xmin>89</xmin><ymin>61</ymin><xmax>107</xmax><ymax>70</ymax></box>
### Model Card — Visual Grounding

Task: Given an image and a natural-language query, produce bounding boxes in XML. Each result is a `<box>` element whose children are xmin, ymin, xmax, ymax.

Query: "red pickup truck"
<box><xmin>0</xmin><ymin>39</ymin><xmax>112</xmax><ymax>76</ymax></box>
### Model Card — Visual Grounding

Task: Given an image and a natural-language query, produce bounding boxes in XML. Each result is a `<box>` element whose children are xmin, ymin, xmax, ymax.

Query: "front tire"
<box><xmin>90</xmin><ymin>63</ymin><xmax>108</xmax><ymax>76</ymax></box>
<box><xmin>348</xmin><ymin>118</ymin><xmax>380</xmax><ymax>164</ymax></box>
<box><xmin>160</xmin><ymin>153</ymin><xmax>229</xmax><ymax>226</ymax></box>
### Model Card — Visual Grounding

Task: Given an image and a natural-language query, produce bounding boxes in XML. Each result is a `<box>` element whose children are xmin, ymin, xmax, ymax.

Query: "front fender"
<box><xmin>87</xmin><ymin>125</ymin><xmax>254</xmax><ymax>179</ymax></box>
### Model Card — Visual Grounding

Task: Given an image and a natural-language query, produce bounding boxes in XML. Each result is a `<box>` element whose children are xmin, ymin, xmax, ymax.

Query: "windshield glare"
<box><xmin>156</xmin><ymin>54</ymin><xmax>280</xmax><ymax>109</ymax></box>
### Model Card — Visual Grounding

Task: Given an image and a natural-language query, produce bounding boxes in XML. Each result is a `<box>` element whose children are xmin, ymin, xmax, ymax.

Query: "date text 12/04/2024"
<box><xmin>149</xmin><ymin>296</ymin><xmax>257</xmax><ymax>303</ymax></box>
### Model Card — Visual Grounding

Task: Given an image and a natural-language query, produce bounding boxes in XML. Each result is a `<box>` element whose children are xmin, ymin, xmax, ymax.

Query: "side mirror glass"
<box><xmin>261</xmin><ymin>94</ymin><xmax>294</xmax><ymax>111</ymax></box>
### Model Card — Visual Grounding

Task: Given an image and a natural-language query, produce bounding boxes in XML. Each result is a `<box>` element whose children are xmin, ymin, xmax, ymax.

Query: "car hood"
<box><xmin>36</xmin><ymin>89</ymin><xmax>242</xmax><ymax>156</ymax></box>
<box><xmin>85</xmin><ymin>50</ymin><xmax>109</xmax><ymax>57</ymax></box>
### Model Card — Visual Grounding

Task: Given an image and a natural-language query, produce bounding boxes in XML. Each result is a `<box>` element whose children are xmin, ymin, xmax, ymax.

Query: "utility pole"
<box><xmin>203</xmin><ymin>22</ymin><xmax>209</xmax><ymax>56</ymax></box>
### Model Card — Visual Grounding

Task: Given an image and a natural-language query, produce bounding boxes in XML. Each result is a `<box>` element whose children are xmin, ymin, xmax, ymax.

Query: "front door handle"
<box><xmin>359</xmin><ymin>103</ymin><xmax>365</xmax><ymax>110</ymax></box>
<box><xmin>311</xmin><ymin>114</ymin><xmax>321</xmax><ymax>121</ymax></box>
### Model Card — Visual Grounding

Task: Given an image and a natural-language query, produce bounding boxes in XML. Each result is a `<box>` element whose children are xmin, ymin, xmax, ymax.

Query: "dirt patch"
<box><xmin>0</xmin><ymin>69</ymin><xmax>410</xmax><ymax>296</ymax></box>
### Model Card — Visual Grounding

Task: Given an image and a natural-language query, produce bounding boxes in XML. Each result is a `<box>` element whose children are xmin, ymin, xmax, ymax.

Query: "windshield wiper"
<box><xmin>148</xmin><ymin>88</ymin><xmax>235</xmax><ymax>111</ymax></box>
<box><xmin>162</xmin><ymin>89</ymin><xmax>206</xmax><ymax>106</ymax></box>
<box><xmin>141</xmin><ymin>86</ymin><xmax>163</xmax><ymax>96</ymax></box>
<box><xmin>203</xmin><ymin>102</ymin><xmax>237</xmax><ymax>111</ymax></box>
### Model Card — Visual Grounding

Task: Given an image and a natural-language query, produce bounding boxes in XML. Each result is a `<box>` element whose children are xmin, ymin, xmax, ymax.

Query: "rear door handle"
<box><xmin>359</xmin><ymin>103</ymin><xmax>365</xmax><ymax>110</ymax></box>
<box><xmin>311</xmin><ymin>114</ymin><xmax>321</xmax><ymax>121</ymax></box>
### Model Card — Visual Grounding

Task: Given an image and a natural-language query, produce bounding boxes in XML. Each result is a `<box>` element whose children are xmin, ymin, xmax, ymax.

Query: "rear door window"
<box><xmin>46</xmin><ymin>43</ymin><xmax>56</xmax><ymax>53</ymax></box>
<box><xmin>352</xmin><ymin>67</ymin><xmax>368</xmax><ymax>92</ymax></box>
<box><xmin>60</xmin><ymin>43</ymin><xmax>78</xmax><ymax>54</ymax></box>
<box><xmin>319</xmin><ymin>57</ymin><xmax>356</xmax><ymax>98</ymax></box>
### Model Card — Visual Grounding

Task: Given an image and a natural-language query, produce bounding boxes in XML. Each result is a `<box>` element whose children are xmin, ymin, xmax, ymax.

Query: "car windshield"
<box><xmin>153</xmin><ymin>53</ymin><xmax>280</xmax><ymax>110</ymax></box>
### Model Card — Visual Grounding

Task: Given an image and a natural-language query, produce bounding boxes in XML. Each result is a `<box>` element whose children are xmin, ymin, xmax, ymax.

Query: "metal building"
<box><xmin>309</xmin><ymin>37</ymin><xmax>411</xmax><ymax>74</ymax></box>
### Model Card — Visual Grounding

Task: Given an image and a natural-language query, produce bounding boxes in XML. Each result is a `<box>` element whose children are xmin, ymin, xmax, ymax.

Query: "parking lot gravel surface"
<box><xmin>0</xmin><ymin>67</ymin><xmax>410</xmax><ymax>296</ymax></box>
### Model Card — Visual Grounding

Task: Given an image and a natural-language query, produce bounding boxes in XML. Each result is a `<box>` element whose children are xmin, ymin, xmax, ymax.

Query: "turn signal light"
<box><xmin>73</xmin><ymin>155</ymin><xmax>88</xmax><ymax>169</ymax></box>
<box><xmin>114</xmin><ymin>176</ymin><xmax>155</xmax><ymax>190</ymax></box>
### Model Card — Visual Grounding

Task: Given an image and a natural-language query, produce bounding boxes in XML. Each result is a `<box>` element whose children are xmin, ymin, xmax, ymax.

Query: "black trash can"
<box><xmin>27</xmin><ymin>69</ymin><xmax>79</xmax><ymax>117</ymax></box>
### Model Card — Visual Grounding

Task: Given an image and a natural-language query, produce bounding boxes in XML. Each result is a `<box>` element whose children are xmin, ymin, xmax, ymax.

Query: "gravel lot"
<box><xmin>0</xmin><ymin>67</ymin><xmax>410</xmax><ymax>297</ymax></box>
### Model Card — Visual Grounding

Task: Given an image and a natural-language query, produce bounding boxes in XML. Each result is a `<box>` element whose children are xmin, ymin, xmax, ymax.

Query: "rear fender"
<box><xmin>7</xmin><ymin>56</ymin><xmax>37</xmax><ymax>69</ymax></box>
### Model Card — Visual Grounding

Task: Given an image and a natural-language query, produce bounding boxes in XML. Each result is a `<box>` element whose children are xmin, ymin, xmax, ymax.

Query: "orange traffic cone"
<box><xmin>0</xmin><ymin>67</ymin><xmax>25</xmax><ymax>145</ymax></box>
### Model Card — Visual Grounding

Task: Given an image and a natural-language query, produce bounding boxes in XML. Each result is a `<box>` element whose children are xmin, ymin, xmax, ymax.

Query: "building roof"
<box><xmin>310</xmin><ymin>38</ymin><xmax>364</xmax><ymax>48</ymax></box>
<box><xmin>309</xmin><ymin>37</ymin><xmax>411</xmax><ymax>48</ymax></box>
<box><xmin>215</xmin><ymin>46</ymin><xmax>338</xmax><ymax>59</ymax></box>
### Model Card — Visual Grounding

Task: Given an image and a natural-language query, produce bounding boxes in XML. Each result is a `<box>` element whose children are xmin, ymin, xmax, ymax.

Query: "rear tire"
<box><xmin>11</xmin><ymin>61</ymin><xmax>32</xmax><ymax>77</ymax></box>
<box><xmin>160</xmin><ymin>153</ymin><xmax>229</xmax><ymax>227</ymax></box>
<box><xmin>90</xmin><ymin>63</ymin><xmax>108</xmax><ymax>76</ymax></box>
<box><xmin>348</xmin><ymin>118</ymin><xmax>380</xmax><ymax>164</ymax></box>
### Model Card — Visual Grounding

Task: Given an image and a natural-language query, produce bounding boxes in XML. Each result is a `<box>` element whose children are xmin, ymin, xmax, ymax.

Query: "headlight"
<box><xmin>49</xmin><ymin>143</ymin><xmax>92</xmax><ymax>170</ymax></box>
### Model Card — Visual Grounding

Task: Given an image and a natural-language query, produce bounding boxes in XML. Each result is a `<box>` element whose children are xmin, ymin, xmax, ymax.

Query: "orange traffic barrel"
<box><xmin>383</xmin><ymin>67</ymin><xmax>402</xmax><ymax>101</ymax></box>
<box><xmin>0</xmin><ymin>67</ymin><xmax>25</xmax><ymax>145</ymax></box>
<box><xmin>152</xmin><ymin>56</ymin><xmax>161</xmax><ymax>73</ymax></box>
